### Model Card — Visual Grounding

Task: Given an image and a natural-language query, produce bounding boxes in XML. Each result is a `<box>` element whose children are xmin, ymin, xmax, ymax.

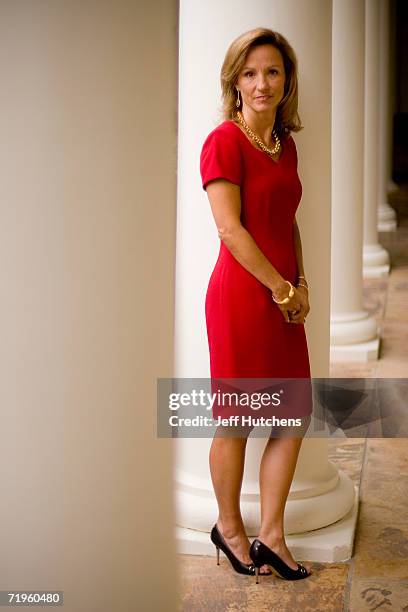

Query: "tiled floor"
<box><xmin>178</xmin><ymin>198</ymin><xmax>408</xmax><ymax>611</ymax></box>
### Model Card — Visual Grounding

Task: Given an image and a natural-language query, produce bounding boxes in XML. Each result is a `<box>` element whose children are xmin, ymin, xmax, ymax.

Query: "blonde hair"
<box><xmin>220</xmin><ymin>27</ymin><xmax>302</xmax><ymax>138</ymax></box>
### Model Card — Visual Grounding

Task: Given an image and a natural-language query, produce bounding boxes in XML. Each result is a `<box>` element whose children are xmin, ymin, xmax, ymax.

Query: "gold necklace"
<box><xmin>235</xmin><ymin>111</ymin><xmax>281</xmax><ymax>157</ymax></box>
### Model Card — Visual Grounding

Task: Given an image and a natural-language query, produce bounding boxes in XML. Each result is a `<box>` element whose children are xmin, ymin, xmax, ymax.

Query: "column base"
<box><xmin>363</xmin><ymin>243</ymin><xmax>390</xmax><ymax>278</ymax></box>
<box><xmin>176</xmin><ymin>485</ymin><xmax>359</xmax><ymax>563</ymax></box>
<box><xmin>176</xmin><ymin>458</ymin><xmax>355</xmax><ymax>536</ymax></box>
<box><xmin>330</xmin><ymin>310</ymin><xmax>379</xmax><ymax>346</ymax></box>
<box><xmin>378</xmin><ymin>219</ymin><xmax>397</xmax><ymax>232</ymax></box>
<box><xmin>363</xmin><ymin>264</ymin><xmax>390</xmax><ymax>278</ymax></box>
<box><xmin>330</xmin><ymin>337</ymin><xmax>380</xmax><ymax>362</ymax></box>
<box><xmin>378</xmin><ymin>203</ymin><xmax>397</xmax><ymax>232</ymax></box>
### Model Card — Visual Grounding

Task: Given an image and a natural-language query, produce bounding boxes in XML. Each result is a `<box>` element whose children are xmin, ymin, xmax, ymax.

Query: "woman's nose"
<box><xmin>256</xmin><ymin>75</ymin><xmax>268</xmax><ymax>90</ymax></box>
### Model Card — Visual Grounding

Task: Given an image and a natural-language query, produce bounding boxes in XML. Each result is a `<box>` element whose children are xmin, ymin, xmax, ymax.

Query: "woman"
<box><xmin>199</xmin><ymin>28</ymin><xmax>313</xmax><ymax>582</ymax></box>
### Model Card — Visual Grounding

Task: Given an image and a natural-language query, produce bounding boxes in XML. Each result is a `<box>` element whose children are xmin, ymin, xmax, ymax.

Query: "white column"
<box><xmin>176</xmin><ymin>0</ymin><xmax>356</xmax><ymax>563</ymax></box>
<box><xmin>363</xmin><ymin>0</ymin><xmax>390</xmax><ymax>277</ymax></box>
<box><xmin>0</xmin><ymin>2</ymin><xmax>179</xmax><ymax>610</ymax></box>
<box><xmin>378</xmin><ymin>0</ymin><xmax>397</xmax><ymax>231</ymax></box>
<box><xmin>388</xmin><ymin>0</ymin><xmax>398</xmax><ymax>193</ymax></box>
<box><xmin>330</xmin><ymin>0</ymin><xmax>379</xmax><ymax>363</ymax></box>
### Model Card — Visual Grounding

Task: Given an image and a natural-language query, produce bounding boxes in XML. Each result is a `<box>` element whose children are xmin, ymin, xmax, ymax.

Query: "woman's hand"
<box><xmin>271</xmin><ymin>282</ymin><xmax>309</xmax><ymax>324</ymax></box>
<box><xmin>272</xmin><ymin>282</ymin><xmax>301</xmax><ymax>323</ymax></box>
<box><xmin>287</xmin><ymin>285</ymin><xmax>310</xmax><ymax>324</ymax></box>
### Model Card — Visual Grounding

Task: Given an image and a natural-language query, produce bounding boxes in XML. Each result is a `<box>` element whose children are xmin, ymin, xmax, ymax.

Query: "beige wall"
<box><xmin>0</xmin><ymin>1</ymin><xmax>178</xmax><ymax>610</ymax></box>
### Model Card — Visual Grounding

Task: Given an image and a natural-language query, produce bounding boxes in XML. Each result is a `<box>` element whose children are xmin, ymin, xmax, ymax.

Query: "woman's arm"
<box><xmin>293</xmin><ymin>217</ymin><xmax>306</xmax><ymax>280</ymax></box>
<box><xmin>291</xmin><ymin>217</ymin><xmax>310</xmax><ymax>322</ymax></box>
<box><xmin>205</xmin><ymin>179</ymin><xmax>301</xmax><ymax>318</ymax></box>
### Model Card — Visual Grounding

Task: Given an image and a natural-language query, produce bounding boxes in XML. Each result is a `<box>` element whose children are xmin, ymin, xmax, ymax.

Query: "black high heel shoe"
<box><xmin>249</xmin><ymin>538</ymin><xmax>311</xmax><ymax>583</ymax></box>
<box><xmin>211</xmin><ymin>524</ymin><xmax>272</xmax><ymax>576</ymax></box>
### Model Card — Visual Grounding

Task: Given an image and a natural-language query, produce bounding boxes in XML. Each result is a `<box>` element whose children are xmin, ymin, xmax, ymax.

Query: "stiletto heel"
<box><xmin>249</xmin><ymin>538</ymin><xmax>311</xmax><ymax>582</ymax></box>
<box><xmin>210</xmin><ymin>524</ymin><xmax>272</xmax><ymax>577</ymax></box>
<box><xmin>255</xmin><ymin>566</ymin><xmax>259</xmax><ymax>584</ymax></box>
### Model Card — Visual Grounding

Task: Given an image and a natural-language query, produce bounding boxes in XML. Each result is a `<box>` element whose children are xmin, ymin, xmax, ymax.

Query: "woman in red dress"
<box><xmin>200</xmin><ymin>28</ymin><xmax>313</xmax><ymax>582</ymax></box>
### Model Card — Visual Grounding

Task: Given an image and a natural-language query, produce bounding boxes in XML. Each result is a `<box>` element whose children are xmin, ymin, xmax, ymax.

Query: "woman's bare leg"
<box><xmin>257</xmin><ymin>432</ymin><xmax>312</xmax><ymax>573</ymax></box>
<box><xmin>209</xmin><ymin>427</ymin><xmax>270</xmax><ymax>573</ymax></box>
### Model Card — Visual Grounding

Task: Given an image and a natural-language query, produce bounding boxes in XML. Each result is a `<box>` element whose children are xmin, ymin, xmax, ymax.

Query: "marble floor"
<box><xmin>178</xmin><ymin>202</ymin><xmax>408</xmax><ymax>611</ymax></box>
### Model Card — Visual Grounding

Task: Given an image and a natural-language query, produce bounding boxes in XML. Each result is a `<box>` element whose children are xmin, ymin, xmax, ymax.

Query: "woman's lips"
<box><xmin>256</xmin><ymin>95</ymin><xmax>271</xmax><ymax>101</ymax></box>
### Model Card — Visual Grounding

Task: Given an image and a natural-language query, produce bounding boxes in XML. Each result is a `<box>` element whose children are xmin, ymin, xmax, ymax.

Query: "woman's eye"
<box><xmin>244</xmin><ymin>71</ymin><xmax>253</xmax><ymax>77</ymax></box>
<box><xmin>269</xmin><ymin>69</ymin><xmax>278</xmax><ymax>75</ymax></box>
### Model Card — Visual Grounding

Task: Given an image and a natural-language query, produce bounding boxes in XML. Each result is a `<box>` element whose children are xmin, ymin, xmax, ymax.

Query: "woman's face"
<box><xmin>236</xmin><ymin>44</ymin><xmax>286</xmax><ymax>117</ymax></box>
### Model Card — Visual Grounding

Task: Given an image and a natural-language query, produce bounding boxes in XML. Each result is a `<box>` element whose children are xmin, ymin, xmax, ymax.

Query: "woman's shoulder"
<box><xmin>200</xmin><ymin>121</ymin><xmax>243</xmax><ymax>189</ymax></box>
<box><xmin>214</xmin><ymin>120</ymin><xmax>240</xmax><ymax>134</ymax></box>
<box><xmin>202</xmin><ymin>120</ymin><xmax>241</xmax><ymax>145</ymax></box>
<box><xmin>200</xmin><ymin>121</ymin><xmax>243</xmax><ymax>164</ymax></box>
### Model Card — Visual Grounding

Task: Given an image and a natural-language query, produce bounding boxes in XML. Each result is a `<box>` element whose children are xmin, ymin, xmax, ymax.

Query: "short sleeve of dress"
<box><xmin>200</xmin><ymin>127</ymin><xmax>243</xmax><ymax>190</ymax></box>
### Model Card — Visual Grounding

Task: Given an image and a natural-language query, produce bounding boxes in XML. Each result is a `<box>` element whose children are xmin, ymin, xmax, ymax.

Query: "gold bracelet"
<box><xmin>297</xmin><ymin>282</ymin><xmax>309</xmax><ymax>290</ymax></box>
<box><xmin>272</xmin><ymin>281</ymin><xmax>295</xmax><ymax>304</ymax></box>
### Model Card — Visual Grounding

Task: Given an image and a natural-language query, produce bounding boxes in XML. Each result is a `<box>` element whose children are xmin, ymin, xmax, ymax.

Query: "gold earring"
<box><xmin>235</xmin><ymin>89</ymin><xmax>241</xmax><ymax>108</ymax></box>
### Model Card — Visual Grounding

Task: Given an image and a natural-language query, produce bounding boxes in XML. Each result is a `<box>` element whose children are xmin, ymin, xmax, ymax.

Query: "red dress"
<box><xmin>200</xmin><ymin>120</ymin><xmax>312</xmax><ymax>418</ymax></box>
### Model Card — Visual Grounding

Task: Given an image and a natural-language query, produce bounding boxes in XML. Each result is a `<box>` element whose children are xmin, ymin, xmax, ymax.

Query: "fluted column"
<box><xmin>378</xmin><ymin>0</ymin><xmax>397</xmax><ymax>232</ymax></box>
<box><xmin>363</xmin><ymin>0</ymin><xmax>390</xmax><ymax>277</ymax></box>
<box><xmin>330</xmin><ymin>0</ymin><xmax>379</xmax><ymax>362</ymax></box>
<box><xmin>175</xmin><ymin>0</ymin><xmax>356</xmax><ymax>562</ymax></box>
